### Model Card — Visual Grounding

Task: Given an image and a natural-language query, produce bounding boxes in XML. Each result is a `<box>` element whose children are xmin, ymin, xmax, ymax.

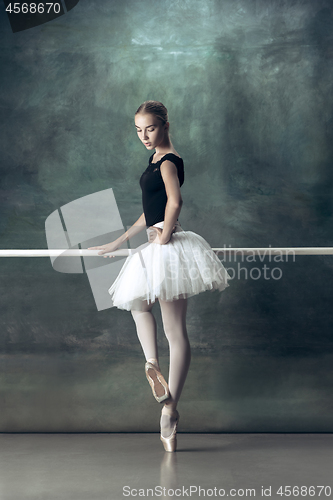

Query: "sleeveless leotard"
<box><xmin>139</xmin><ymin>153</ymin><xmax>184</xmax><ymax>227</ymax></box>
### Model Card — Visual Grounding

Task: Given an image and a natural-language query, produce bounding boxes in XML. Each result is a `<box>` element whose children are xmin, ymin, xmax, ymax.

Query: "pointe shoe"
<box><xmin>145</xmin><ymin>361</ymin><xmax>170</xmax><ymax>403</ymax></box>
<box><xmin>160</xmin><ymin>406</ymin><xmax>179</xmax><ymax>452</ymax></box>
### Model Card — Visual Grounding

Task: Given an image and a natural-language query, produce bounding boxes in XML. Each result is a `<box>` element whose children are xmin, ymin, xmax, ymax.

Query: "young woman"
<box><xmin>90</xmin><ymin>101</ymin><xmax>231</xmax><ymax>452</ymax></box>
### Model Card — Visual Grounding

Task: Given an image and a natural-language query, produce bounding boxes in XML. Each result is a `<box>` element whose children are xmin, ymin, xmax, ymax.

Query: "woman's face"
<box><xmin>135</xmin><ymin>113</ymin><xmax>167</xmax><ymax>150</ymax></box>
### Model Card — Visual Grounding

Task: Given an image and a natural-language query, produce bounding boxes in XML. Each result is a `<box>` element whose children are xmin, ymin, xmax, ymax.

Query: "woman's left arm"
<box><xmin>158</xmin><ymin>160</ymin><xmax>183</xmax><ymax>245</ymax></box>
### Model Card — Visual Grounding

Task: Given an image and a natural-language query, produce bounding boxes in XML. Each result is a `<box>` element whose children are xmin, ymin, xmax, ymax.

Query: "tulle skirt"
<box><xmin>108</xmin><ymin>221</ymin><xmax>231</xmax><ymax>311</ymax></box>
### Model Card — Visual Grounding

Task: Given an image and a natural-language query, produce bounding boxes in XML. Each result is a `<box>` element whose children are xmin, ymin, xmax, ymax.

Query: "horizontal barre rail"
<box><xmin>0</xmin><ymin>249</ymin><xmax>132</xmax><ymax>257</ymax></box>
<box><xmin>212</xmin><ymin>247</ymin><xmax>333</xmax><ymax>255</ymax></box>
<box><xmin>0</xmin><ymin>247</ymin><xmax>333</xmax><ymax>257</ymax></box>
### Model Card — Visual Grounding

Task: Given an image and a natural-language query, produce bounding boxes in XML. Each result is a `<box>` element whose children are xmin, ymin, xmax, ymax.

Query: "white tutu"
<box><xmin>108</xmin><ymin>221</ymin><xmax>231</xmax><ymax>311</ymax></box>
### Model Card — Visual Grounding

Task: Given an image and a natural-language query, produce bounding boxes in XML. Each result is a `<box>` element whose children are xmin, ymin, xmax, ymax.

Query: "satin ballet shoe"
<box><xmin>145</xmin><ymin>361</ymin><xmax>170</xmax><ymax>403</ymax></box>
<box><xmin>160</xmin><ymin>406</ymin><xmax>179</xmax><ymax>452</ymax></box>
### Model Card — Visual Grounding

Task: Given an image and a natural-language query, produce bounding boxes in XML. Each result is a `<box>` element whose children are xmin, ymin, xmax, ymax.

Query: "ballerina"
<box><xmin>89</xmin><ymin>100</ymin><xmax>231</xmax><ymax>451</ymax></box>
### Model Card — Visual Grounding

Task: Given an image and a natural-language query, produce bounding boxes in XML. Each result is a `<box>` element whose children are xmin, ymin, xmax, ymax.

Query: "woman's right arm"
<box><xmin>88</xmin><ymin>212</ymin><xmax>147</xmax><ymax>256</ymax></box>
<box><xmin>120</xmin><ymin>212</ymin><xmax>147</xmax><ymax>244</ymax></box>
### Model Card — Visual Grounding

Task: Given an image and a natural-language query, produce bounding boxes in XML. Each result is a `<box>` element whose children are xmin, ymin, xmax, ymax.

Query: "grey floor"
<box><xmin>0</xmin><ymin>434</ymin><xmax>332</xmax><ymax>500</ymax></box>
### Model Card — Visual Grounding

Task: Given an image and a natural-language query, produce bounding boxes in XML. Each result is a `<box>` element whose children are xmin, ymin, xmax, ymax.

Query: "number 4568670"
<box><xmin>6</xmin><ymin>3</ymin><xmax>61</xmax><ymax>14</ymax></box>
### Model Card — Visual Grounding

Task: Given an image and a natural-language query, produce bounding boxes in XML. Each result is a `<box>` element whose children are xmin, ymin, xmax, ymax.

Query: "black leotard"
<box><xmin>139</xmin><ymin>153</ymin><xmax>184</xmax><ymax>227</ymax></box>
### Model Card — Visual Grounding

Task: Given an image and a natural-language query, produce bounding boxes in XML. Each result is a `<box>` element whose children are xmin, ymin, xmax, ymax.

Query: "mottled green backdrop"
<box><xmin>1</xmin><ymin>0</ymin><xmax>333</xmax><ymax>431</ymax></box>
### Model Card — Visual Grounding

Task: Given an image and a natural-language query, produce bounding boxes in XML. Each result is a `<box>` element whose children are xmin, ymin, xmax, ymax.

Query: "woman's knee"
<box><xmin>162</xmin><ymin>320</ymin><xmax>189</xmax><ymax>344</ymax></box>
<box><xmin>131</xmin><ymin>309</ymin><xmax>140</xmax><ymax>321</ymax></box>
<box><xmin>131</xmin><ymin>301</ymin><xmax>154</xmax><ymax>319</ymax></box>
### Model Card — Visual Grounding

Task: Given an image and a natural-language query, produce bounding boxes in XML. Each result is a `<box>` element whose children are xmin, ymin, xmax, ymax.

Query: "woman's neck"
<box><xmin>154</xmin><ymin>138</ymin><xmax>173</xmax><ymax>156</ymax></box>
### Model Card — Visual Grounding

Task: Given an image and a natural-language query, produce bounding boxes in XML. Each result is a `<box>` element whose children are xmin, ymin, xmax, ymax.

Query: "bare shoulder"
<box><xmin>160</xmin><ymin>160</ymin><xmax>178</xmax><ymax>175</ymax></box>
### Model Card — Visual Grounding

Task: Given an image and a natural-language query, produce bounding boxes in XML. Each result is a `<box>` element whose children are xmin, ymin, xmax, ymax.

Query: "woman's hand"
<box><xmin>148</xmin><ymin>226</ymin><xmax>176</xmax><ymax>245</ymax></box>
<box><xmin>88</xmin><ymin>240</ymin><xmax>120</xmax><ymax>258</ymax></box>
<box><xmin>148</xmin><ymin>227</ymin><xmax>164</xmax><ymax>245</ymax></box>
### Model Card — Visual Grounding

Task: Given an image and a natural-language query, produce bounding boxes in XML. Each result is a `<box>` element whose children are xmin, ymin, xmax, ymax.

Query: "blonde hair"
<box><xmin>135</xmin><ymin>100</ymin><xmax>168</xmax><ymax>125</ymax></box>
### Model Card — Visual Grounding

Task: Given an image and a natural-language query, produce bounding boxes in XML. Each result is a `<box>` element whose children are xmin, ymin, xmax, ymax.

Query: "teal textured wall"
<box><xmin>1</xmin><ymin>0</ymin><xmax>333</xmax><ymax>431</ymax></box>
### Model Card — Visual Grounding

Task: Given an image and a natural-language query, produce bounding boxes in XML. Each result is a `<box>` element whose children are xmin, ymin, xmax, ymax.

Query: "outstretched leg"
<box><xmin>158</xmin><ymin>297</ymin><xmax>191</xmax><ymax>438</ymax></box>
<box><xmin>131</xmin><ymin>300</ymin><xmax>159</xmax><ymax>368</ymax></box>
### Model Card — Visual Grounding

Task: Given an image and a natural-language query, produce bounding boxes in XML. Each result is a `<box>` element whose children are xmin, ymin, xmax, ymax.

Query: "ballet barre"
<box><xmin>0</xmin><ymin>247</ymin><xmax>333</xmax><ymax>257</ymax></box>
